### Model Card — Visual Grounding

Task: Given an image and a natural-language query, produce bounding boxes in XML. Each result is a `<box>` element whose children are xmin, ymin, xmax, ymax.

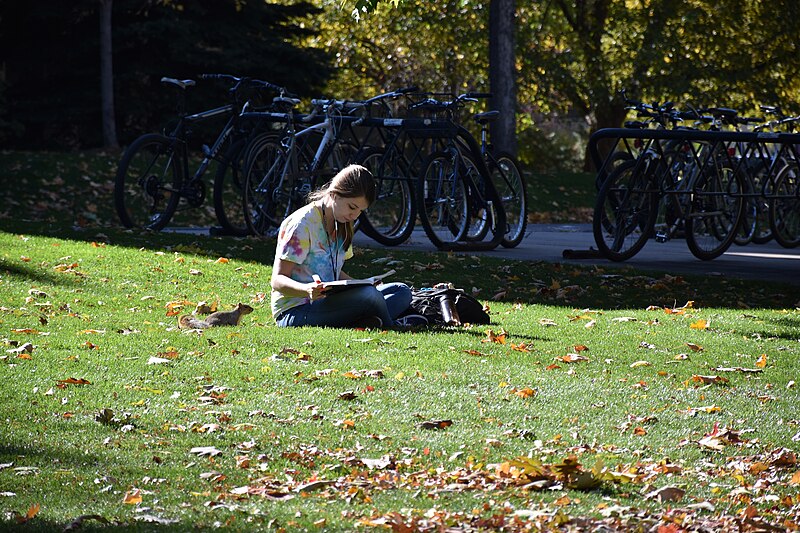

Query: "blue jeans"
<box><xmin>275</xmin><ymin>282</ymin><xmax>411</xmax><ymax>328</ymax></box>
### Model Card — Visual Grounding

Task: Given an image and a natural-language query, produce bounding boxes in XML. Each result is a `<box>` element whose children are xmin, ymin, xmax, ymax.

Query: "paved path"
<box><xmin>353</xmin><ymin>224</ymin><xmax>800</xmax><ymax>285</ymax></box>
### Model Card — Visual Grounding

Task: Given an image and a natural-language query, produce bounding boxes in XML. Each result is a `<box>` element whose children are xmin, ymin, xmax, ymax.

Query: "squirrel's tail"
<box><xmin>178</xmin><ymin>315</ymin><xmax>209</xmax><ymax>329</ymax></box>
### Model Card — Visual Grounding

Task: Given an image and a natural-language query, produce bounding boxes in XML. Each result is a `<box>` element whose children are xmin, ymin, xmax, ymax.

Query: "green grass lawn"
<box><xmin>1</xmin><ymin>226</ymin><xmax>799</xmax><ymax>531</ymax></box>
<box><xmin>1</xmin><ymin>150</ymin><xmax>798</xmax><ymax>530</ymax></box>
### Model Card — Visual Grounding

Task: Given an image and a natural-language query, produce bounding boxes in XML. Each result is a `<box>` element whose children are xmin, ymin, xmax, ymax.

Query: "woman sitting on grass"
<box><xmin>270</xmin><ymin>164</ymin><xmax>412</xmax><ymax>328</ymax></box>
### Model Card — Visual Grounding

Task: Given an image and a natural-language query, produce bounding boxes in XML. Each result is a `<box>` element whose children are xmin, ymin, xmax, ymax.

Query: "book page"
<box><xmin>312</xmin><ymin>269</ymin><xmax>395</xmax><ymax>292</ymax></box>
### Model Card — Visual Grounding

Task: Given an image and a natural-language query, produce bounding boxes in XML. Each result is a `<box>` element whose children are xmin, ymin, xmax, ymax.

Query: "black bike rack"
<box><xmin>588</xmin><ymin>127</ymin><xmax>800</xmax><ymax>196</ymax></box>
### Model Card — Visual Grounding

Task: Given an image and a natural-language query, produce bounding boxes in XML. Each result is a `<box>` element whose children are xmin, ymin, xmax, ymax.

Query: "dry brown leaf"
<box><xmin>558</xmin><ymin>354</ymin><xmax>589</xmax><ymax>363</ymax></box>
<box><xmin>417</xmin><ymin>419</ymin><xmax>453</xmax><ymax>430</ymax></box>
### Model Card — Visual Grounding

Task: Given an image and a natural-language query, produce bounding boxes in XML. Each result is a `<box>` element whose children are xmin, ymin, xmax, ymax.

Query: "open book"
<box><xmin>312</xmin><ymin>269</ymin><xmax>396</xmax><ymax>294</ymax></box>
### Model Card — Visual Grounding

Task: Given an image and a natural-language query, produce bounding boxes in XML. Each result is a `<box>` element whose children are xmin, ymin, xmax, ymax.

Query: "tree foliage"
<box><xmin>332</xmin><ymin>0</ymin><xmax>800</xmax><ymax>169</ymax></box>
<box><xmin>311</xmin><ymin>0</ymin><xmax>490</xmax><ymax>99</ymax></box>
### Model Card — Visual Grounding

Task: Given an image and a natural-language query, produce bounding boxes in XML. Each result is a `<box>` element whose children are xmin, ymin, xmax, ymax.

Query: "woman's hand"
<box><xmin>307</xmin><ymin>281</ymin><xmax>327</xmax><ymax>302</ymax></box>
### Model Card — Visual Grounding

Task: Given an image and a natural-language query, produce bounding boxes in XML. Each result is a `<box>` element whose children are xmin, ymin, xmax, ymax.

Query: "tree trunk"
<box><xmin>488</xmin><ymin>0</ymin><xmax>517</xmax><ymax>156</ymax></box>
<box><xmin>99</xmin><ymin>0</ymin><xmax>118</xmax><ymax>149</ymax></box>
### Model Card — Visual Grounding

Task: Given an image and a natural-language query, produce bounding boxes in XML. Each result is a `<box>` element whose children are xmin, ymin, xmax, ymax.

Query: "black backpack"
<box><xmin>405</xmin><ymin>287</ymin><xmax>490</xmax><ymax>326</ymax></box>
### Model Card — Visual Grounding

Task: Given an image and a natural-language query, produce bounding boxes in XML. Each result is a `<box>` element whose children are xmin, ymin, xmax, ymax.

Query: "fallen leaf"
<box><xmin>686</xmin><ymin>342</ymin><xmax>703</xmax><ymax>352</ymax></box>
<box><xmin>630</xmin><ymin>360</ymin><xmax>651</xmax><ymax>368</ymax></box>
<box><xmin>557</xmin><ymin>354</ymin><xmax>589</xmax><ymax>363</ymax></box>
<box><xmin>690</xmin><ymin>375</ymin><xmax>729</xmax><ymax>386</ymax></box>
<box><xmin>417</xmin><ymin>419</ymin><xmax>453</xmax><ymax>430</ymax></box>
<box><xmin>690</xmin><ymin>319</ymin><xmax>709</xmax><ymax>330</ymax></box>
<box><xmin>645</xmin><ymin>486</ymin><xmax>685</xmax><ymax>502</ymax></box>
<box><xmin>338</xmin><ymin>391</ymin><xmax>357</xmax><ymax>401</ymax></box>
<box><xmin>57</xmin><ymin>377</ymin><xmax>91</xmax><ymax>386</ymax></box>
<box><xmin>189</xmin><ymin>446</ymin><xmax>223</xmax><ymax>457</ymax></box>
<box><xmin>482</xmin><ymin>329</ymin><xmax>507</xmax><ymax>344</ymax></box>
<box><xmin>122</xmin><ymin>489</ymin><xmax>142</xmax><ymax>505</ymax></box>
<box><xmin>756</xmin><ymin>354</ymin><xmax>768</xmax><ymax>368</ymax></box>
<box><xmin>15</xmin><ymin>503</ymin><xmax>40</xmax><ymax>524</ymax></box>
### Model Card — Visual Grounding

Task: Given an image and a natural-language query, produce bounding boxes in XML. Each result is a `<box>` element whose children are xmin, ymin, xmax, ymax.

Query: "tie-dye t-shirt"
<box><xmin>271</xmin><ymin>202</ymin><xmax>353</xmax><ymax>318</ymax></box>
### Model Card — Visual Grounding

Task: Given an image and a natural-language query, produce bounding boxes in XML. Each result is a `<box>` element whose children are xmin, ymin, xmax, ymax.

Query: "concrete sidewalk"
<box><xmin>353</xmin><ymin>224</ymin><xmax>800</xmax><ymax>285</ymax></box>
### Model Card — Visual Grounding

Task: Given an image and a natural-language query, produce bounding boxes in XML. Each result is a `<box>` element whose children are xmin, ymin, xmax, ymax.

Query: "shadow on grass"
<box><xmin>0</xmin><ymin>260</ymin><xmax>76</xmax><ymax>287</ymax></box>
<box><xmin>3</xmin><ymin>221</ymin><xmax>800</xmax><ymax>313</ymax></box>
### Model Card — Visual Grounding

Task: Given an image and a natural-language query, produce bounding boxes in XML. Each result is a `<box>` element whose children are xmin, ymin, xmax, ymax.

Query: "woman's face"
<box><xmin>332</xmin><ymin>194</ymin><xmax>369</xmax><ymax>224</ymax></box>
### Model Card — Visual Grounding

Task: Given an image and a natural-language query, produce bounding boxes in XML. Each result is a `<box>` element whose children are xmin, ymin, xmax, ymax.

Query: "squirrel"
<box><xmin>178</xmin><ymin>303</ymin><xmax>253</xmax><ymax>329</ymax></box>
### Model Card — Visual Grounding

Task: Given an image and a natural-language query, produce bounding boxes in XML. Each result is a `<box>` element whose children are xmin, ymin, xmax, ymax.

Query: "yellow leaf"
<box><xmin>690</xmin><ymin>319</ymin><xmax>708</xmax><ymax>330</ymax></box>
<box><xmin>756</xmin><ymin>354</ymin><xmax>767</xmax><ymax>368</ymax></box>
<box><xmin>513</xmin><ymin>387</ymin><xmax>536</xmax><ymax>398</ymax></box>
<box><xmin>482</xmin><ymin>329</ymin><xmax>507</xmax><ymax>344</ymax></box>
<box><xmin>630</xmin><ymin>360</ymin><xmax>651</xmax><ymax>368</ymax></box>
<box><xmin>122</xmin><ymin>489</ymin><xmax>142</xmax><ymax>505</ymax></box>
<box><xmin>215</xmin><ymin>257</ymin><xmax>230</xmax><ymax>264</ymax></box>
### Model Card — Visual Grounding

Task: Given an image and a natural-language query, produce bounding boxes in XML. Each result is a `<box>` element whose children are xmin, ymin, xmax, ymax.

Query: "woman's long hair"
<box><xmin>308</xmin><ymin>164</ymin><xmax>376</xmax><ymax>250</ymax></box>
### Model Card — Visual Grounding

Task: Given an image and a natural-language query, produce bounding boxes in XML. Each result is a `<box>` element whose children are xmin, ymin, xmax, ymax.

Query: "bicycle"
<box><xmin>114</xmin><ymin>74</ymin><xmax>288</xmax><ymax>231</ymax></box>
<box><xmin>593</xmin><ymin>100</ymin><xmax>746</xmax><ymax>261</ymax></box>
<box><xmin>412</xmin><ymin>93</ymin><xmax>508</xmax><ymax>250</ymax></box>
<box><xmin>242</xmin><ymin>98</ymin><xmax>367</xmax><ymax>236</ymax></box>
<box><xmin>471</xmin><ymin>109</ymin><xmax>527</xmax><ymax>248</ymax></box>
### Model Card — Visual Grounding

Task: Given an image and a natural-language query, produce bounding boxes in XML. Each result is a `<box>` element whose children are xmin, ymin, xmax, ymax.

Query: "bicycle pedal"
<box><xmin>655</xmin><ymin>232</ymin><xmax>669</xmax><ymax>243</ymax></box>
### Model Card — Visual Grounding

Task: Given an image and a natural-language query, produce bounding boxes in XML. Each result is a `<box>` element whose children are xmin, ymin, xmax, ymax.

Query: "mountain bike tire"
<box><xmin>114</xmin><ymin>133</ymin><xmax>182</xmax><ymax>231</ymax></box>
<box><xmin>242</xmin><ymin>137</ymin><xmax>287</xmax><ymax>237</ymax></box>
<box><xmin>463</xmin><ymin>152</ymin><xmax>492</xmax><ymax>242</ymax></box>
<box><xmin>213</xmin><ymin>138</ymin><xmax>249</xmax><ymax>236</ymax></box>
<box><xmin>685</xmin><ymin>166</ymin><xmax>744</xmax><ymax>260</ymax></box>
<box><xmin>356</xmin><ymin>147</ymin><xmax>416</xmax><ymax>246</ymax></box>
<box><xmin>592</xmin><ymin>159</ymin><xmax>657</xmax><ymax>261</ymax></box>
<box><xmin>417</xmin><ymin>150</ymin><xmax>470</xmax><ymax>249</ymax></box>
<box><xmin>770</xmin><ymin>165</ymin><xmax>800</xmax><ymax>248</ymax></box>
<box><xmin>494</xmin><ymin>153</ymin><xmax>527</xmax><ymax>248</ymax></box>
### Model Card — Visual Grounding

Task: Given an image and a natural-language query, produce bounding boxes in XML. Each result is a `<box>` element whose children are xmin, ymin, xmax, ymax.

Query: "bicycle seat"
<box><xmin>273</xmin><ymin>96</ymin><xmax>301</xmax><ymax>107</ymax></box>
<box><xmin>160</xmin><ymin>77</ymin><xmax>196</xmax><ymax>90</ymax></box>
<box><xmin>473</xmin><ymin>110</ymin><xmax>500</xmax><ymax>125</ymax></box>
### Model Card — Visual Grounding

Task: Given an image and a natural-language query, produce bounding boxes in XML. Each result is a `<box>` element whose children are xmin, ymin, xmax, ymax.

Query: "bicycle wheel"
<box><xmin>592</xmin><ymin>159</ymin><xmax>657</xmax><ymax>261</ymax></box>
<box><xmin>493</xmin><ymin>153</ymin><xmax>527</xmax><ymax>248</ymax></box>
<box><xmin>685</xmin><ymin>165</ymin><xmax>744</xmax><ymax>260</ymax></box>
<box><xmin>243</xmin><ymin>136</ymin><xmax>287</xmax><ymax>237</ymax></box>
<box><xmin>463</xmin><ymin>153</ymin><xmax>492</xmax><ymax>242</ymax></box>
<box><xmin>770</xmin><ymin>164</ymin><xmax>800</xmax><ymax>248</ymax></box>
<box><xmin>417</xmin><ymin>150</ymin><xmax>470</xmax><ymax>249</ymax></box>
<box><xmin>732</xmin><ymin>167</ymin><xmax>761</xmax><ymax>246</ymax></box>
<box><xmin>114</xmin><ymin>133</ymin><xmax>182</xmax><ymax>230</ymax></box>
<box><xmin>212</xmin><ymin>138</ymin><xmax>249</xmax><ymax>236</ymax></box>
<box><xmin>356</xmin><ymin>147</ymin><xmax>416</xmax><ymax>246</ymax></box>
